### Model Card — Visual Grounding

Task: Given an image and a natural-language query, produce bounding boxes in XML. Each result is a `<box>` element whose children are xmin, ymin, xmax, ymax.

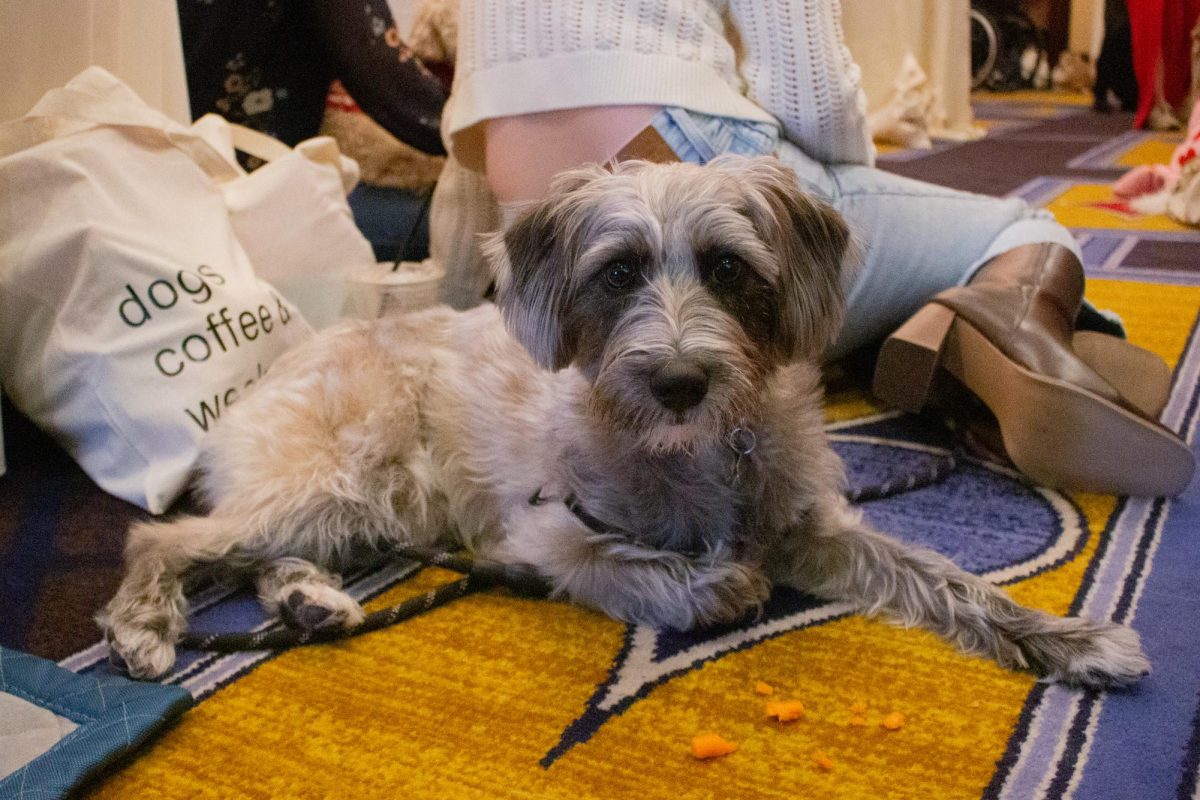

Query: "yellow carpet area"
<box><xmin>85</xmin><ymin>281</ymin><xmax>1200</xmax><ymax>800</ymax></box>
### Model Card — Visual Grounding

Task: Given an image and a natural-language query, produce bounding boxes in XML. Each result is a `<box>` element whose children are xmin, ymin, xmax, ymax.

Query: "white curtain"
<box><xmin>0</xmin><ymin>0</ymin><xmax>191</xmax><ymax>473</ymax></box>
<box><xmin>842</xmin><ymin>0</ymin><xmax>982</xmax><ymax>144</ymax></box>
<box><xmin>0</xmin><ymin>0</ymin><xmax>190</xmax><ymax>124</ymax></box>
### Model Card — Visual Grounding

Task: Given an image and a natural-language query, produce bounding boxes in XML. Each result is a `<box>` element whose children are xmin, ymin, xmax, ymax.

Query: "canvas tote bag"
<box><xmin>0</xmin><ymin>68</ymin><xmax>318</xmax><ymax>513</ymax></box>
<box><xmin>194</xmin><ymin>114</ymin><xmax>377</xmax><ymax>329</ymax></box>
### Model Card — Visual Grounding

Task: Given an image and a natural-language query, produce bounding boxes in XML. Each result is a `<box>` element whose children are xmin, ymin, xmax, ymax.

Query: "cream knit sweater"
<box><xmin>443</xmin><ymin>0</ymin><xmax>874</xmax><ymax>169</ymax></box>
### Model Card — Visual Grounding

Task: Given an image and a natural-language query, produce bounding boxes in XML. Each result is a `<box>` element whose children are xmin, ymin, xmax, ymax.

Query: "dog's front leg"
<box><xmin>98</xmin><ymin>514</ymin><xmax>242</xmax><ymax>679</ymax></box>
<box><xmin>770</xmin><ymin>496</ymin><xmax>1149</xmax><ymax>688</ymax></box>
<box><xmin>495</xmin><ymin>508</ymin><xmax>769</xmax><ymax>629</ymax></box>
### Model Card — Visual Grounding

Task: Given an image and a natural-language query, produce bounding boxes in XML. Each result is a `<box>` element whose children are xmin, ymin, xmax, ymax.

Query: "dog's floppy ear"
<box><xmin>484</xmin><ymin>166</ymin><xmax>606</xmax><ymax>370</ymax></box>
<box><xmin>722</xmin><ymin>155</ymin><xmax>854</xmax><ymax>361</ymax></box>
<box><xmin>482</xmin><ymin>206</ymin><xmax>570</xmax><ymax>370</ymax></box>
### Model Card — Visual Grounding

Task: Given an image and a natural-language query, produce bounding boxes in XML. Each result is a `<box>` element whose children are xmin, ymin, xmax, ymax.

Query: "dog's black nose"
<box><xmin>651</xmin><ymin>362</ymin><xmax>709</xmax><ymax>412</ymax></box>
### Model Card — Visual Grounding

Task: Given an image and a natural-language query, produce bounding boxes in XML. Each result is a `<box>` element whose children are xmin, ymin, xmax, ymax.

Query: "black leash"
<box><xmin>178</xmin><ymin>546</ymin><xmax>551</xmax><ymax>653</ymax></box>
<box><xmin>176</xmin><ymin>456</ymin><xmax>958</xmax><ymax>654</ymax></box>
<box><xmin>844</xmin><ymin>451</ymin><xmax>958</xmax><ymax>503</ymax></box>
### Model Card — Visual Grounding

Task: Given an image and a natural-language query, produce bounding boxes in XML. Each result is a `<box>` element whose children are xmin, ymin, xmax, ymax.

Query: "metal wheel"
<box><xmin>970</xmin><ymin>7</ymin><xmax>998</xmax><ymax>89</ymax></box>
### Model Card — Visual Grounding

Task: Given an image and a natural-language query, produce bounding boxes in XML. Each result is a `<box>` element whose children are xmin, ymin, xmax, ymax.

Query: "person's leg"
<box><xmin>817</xmin><ymin>154</ymin><xmax>1190</xmax><ymax>494</ymax></box>
<box><xmin>770</xmin><ymin>142</ymin><xmax>1084</xmax><ymax>360</ymax></box>
<box><xmin>646</xmin><ymin>108</ymin><xmax>1190</xmax><ymax>494</ymax></box>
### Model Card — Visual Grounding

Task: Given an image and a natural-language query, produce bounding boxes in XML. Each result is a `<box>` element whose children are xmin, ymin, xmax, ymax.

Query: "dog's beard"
<box><xmin>587</xmin><ymin>382</ymin><xmax>722</xmax><ymax>455</ymax></box>
<box><xmin>587</xmin><ymin>343</ymin><xmax>762</xmax><ymax>457</ymax></box>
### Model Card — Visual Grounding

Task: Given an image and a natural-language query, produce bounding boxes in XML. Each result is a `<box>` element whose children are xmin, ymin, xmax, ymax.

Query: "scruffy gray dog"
<box><xmin>100</xmin><ymin>156</ymin><xmax>1148</xmax><ymax>686</ymax></box>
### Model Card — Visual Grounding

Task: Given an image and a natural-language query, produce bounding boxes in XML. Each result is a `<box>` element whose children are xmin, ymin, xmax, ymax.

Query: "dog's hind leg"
<box><xmin>773</xmin><ymin>498</ymin><xmax>1150</xmax><ymax>688</ymax></box>
<box><xmin>255</xmin><ymin>557</ymin><xmax>365</xmax><ymax>631</ymax></box>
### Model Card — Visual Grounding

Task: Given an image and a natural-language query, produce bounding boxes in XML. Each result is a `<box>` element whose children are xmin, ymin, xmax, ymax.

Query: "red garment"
<box><xmin>1126</xmin><ymin>0</ymin><xmax>1200</xmax><ymax>127</ymax></box>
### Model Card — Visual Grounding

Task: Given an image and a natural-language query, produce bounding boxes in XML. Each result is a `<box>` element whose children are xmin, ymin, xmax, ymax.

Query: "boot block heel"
<box><xmin>872</xmin><ymin>302</ymin><xmax>957</xmax><ymax>413</ymax></box>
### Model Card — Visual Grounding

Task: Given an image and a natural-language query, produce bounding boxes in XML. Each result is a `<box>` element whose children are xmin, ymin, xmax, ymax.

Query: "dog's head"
<box><xmin>485</xmin><ymin>155</ymin><xmax>852</xmax><ymax>451</ymax></box>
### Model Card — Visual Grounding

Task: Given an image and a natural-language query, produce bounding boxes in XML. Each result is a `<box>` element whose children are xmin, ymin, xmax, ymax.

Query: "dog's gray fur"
<box><xmin>99</xmin><ymin>156</ymin><xmax>1148</xmax><ymax>688</ymax></box>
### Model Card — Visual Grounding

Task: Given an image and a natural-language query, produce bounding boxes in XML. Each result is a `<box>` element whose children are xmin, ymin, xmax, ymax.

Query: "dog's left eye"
<box><xmin>711</xmin><ymin>255</ymin><xmax>743</xmax><ymax>286</ymax></box>
<box><xmin>603</xmin><ymin>261</ymin><xmax>638</xmax><ymax>292</ymax></box>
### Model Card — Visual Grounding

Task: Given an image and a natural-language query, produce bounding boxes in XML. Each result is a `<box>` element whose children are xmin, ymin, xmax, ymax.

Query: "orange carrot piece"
<box><xmin>881</xmin><ymin>711</ymin><xmax>906</xmax><ymax>731</ymax></box>
<box><xmin>765</xmin><ymin>700</ymin><xmax>806</xmax><ymax>722</ymax></box>
<box><xmin>691</xmin><ymin>732</ymin><xmax>739</xmax><ymax>759</ymax></box>
<box><xmin>754</xmin><ymin>681</ymin><xmax>775</xmax><ymax>696</ymax></box>
<box><xmin>814</xmin><ymin>751</ymin><xmax>834</xmax><ymax>771</ymax></box>
<box><xmin>849</xmin><ymin>715</ymin><xmax>868</xmax><ymax>727</ymax></box>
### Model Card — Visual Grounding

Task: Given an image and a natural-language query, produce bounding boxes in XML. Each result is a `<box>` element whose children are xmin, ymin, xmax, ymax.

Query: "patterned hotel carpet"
<box><xmin>1</xmin><ymin>93</ymin><xmax>1199</xmax><ymax>799</ymax></box>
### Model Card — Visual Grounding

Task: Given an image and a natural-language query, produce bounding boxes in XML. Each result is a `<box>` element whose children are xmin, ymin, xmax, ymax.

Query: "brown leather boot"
<box><xmin>872</xmin><ymin>243</ymin><xmax>1194</xmax><ymax>496</ymax></box>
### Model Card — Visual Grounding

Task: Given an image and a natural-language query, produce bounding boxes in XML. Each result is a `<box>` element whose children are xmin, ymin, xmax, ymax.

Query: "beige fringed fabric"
<box><xmin>429</xmin><ymin>153</ymin><xmax>500</xmax><ymax>309</ymax></box>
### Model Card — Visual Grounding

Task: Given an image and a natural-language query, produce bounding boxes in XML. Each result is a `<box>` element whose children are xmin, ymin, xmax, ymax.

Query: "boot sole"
<box><xmin>1072</xmin><ymin>330</ymin><xmax>1172</xmax><ymax>419</ymax></box>
<box><xmin>874</xmin><ymin>303</ymin><xmax>1194</xmax><ymax>496</ymax></box>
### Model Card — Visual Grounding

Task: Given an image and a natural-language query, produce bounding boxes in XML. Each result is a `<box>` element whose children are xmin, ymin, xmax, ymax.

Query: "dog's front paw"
<box><xmin>688</xmin><ymin>561</ymin><xmax>772</xmax><ymax>628</ymax></box>
<box><xmin>99</xmin><ymin>615</ymin><xmax>179</xmax><ymax>680</ymax></box>
<box><xmin>620</xmin><ymin>557</ymin><xmax>770</xmax><ymax>630</ymax></box>
<box><xmin>543</xmin><ymin>532</ymin><xmax>771</xmax><ymax>631</ymax></box>
<box><xmin>96</xmin><ymin>590</ymin><xmax>187</xmax><ymax>680</ymax></box>
<box><xmin>1018</xmin><ymin>618</ymin><xmax>1150</xmax><ymax>689</ymax></box>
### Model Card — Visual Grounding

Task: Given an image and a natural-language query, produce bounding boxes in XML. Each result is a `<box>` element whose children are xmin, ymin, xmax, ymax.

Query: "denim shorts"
<box><xmin>651</xmin><ymin>107</ymin><xmax>780</xmax><ymax>164</ymax></box>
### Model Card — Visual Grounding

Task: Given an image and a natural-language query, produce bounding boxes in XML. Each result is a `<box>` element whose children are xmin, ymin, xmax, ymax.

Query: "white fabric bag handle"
<box><xmin>19</xmin><ymin>88</ymin><xmax>242</xmax><ymax>181</ymax></box>
<box><xmin>227</xmin><ymin>122</ymin><xmax>293</xmax><ymax>163</ymax></box>
<box><xmin>227</xmin><ymin>120</ymin><xmax>361</xmax><ymax>193</ymax></box>
<box><xmin>0</xmin><ymin>68</ymin><xmax>242</xmax><ymax>181</ymax></box>
<box><xmin>190</xmin><ymin>115</ymin><xmax>360</xmax><ymax>193</ymax></box>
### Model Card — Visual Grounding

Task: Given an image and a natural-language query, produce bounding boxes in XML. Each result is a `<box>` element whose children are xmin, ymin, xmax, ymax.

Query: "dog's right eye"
<box><xmin>603</xmin><ymin>261</ymin><xmax>637</xmax><ymax>292</ymax></box>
